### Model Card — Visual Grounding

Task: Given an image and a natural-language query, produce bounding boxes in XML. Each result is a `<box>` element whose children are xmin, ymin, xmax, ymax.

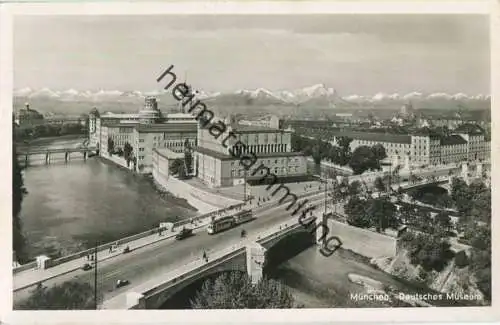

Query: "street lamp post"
<box><xmin>94</xmin><ymin>241</ymin><xmax>98</xmax><ymax>310</ymax></box>
<box><xmin>323</xmin><ymin>178</ymin><xmax>327</xmax><ymax>216</ymax></box>
<box><xmin>243</xmin><ymin>169</ymin><xmax>247</xmax><ymax>203</ymax></box>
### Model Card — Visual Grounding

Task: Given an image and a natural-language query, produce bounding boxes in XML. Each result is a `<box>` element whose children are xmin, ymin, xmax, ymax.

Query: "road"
<box><xmin>13</xmin><ymin>193</ymin><xmax>327</xmax><ymax>307</ymax></box>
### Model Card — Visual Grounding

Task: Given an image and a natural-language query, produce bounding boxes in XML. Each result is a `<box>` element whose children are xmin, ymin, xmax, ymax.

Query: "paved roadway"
<box><xmin>13</xmin><ymin>193</ymin><xmax>327</xmax><ymax>307</ymax></box>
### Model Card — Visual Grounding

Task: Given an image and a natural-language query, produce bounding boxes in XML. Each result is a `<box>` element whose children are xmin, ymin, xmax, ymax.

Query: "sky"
<box><xmin>14</xmin><ymin>14</ymin><xmax>490</xmax><ymax>95</ymax></box>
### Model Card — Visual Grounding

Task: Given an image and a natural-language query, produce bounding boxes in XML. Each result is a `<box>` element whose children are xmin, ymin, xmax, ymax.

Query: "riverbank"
<box><xmin>97</xmin><ymin>155</ymin><xmax>198</xmax><ymax>213</ymax></box>
<box><xmin>370</xmin><ymin>250</ymin><xmax>487</xmax><ymax>306</ymax></box>
<box><xmin>19</xmin><ymin>157</ymin><xmax>198</xmax><ymax>261</ymax></box>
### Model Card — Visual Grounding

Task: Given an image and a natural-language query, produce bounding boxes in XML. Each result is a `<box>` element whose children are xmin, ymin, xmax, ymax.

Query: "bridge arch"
<box><xmin>156</xmin><ymin>268</ymin><xmax>246</xmax><ymax>309</ymax></box>
<box><xmin>146</xmin><ymin>253</ymin><xmax>247</xmax><ymax>309</ymax></box>
<box><xmin>262</xmin><ymin>228</ymin><xmax>315</xmax><ymax>275</ymax></box>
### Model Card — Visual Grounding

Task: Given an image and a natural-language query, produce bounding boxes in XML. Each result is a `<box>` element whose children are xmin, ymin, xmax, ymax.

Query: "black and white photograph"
<box><xmin>2</xmin><ymin>1</ymin><xmax>498</xmax><ymax>322</ymax></box>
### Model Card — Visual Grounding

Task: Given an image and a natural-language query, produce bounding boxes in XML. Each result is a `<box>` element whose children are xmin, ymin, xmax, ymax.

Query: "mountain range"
<box><xmin>13</xmin><ymin>84</ymin><xmax>491</xmax><ymax>114</ymax></box>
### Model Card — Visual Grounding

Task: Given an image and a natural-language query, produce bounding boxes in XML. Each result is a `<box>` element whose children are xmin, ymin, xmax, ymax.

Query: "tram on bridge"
<box><xmin>207</xmin><ymin>209</ymin><xmax>254</xmax><ymax>234</ymax></box>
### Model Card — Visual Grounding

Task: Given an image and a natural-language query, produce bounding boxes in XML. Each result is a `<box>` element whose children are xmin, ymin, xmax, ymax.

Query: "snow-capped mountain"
<box><xmin>13</xmin><ymin>86</ymin><xmax>490</xmax><ymax>111</ymax></box>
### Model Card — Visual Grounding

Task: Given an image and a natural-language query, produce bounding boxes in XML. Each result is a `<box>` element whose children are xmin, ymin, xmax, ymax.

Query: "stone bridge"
<box><xmin>391</xmin><ymin>161</ymin><xmax>486</xmax><ymax>194</ymax></box>
<box><xmin>105</xmin><ymin>216</ymin><xmax>323</xmax><ymax>310</ymax></box>
<box><xmin>392</xmin><ymin>176</ymin><xmax>451</xmax><ymax>193</ymax></box>
<box><xmin>17</xmin><ymin>146</ymin><xmax>98</xmax><ymax>167</ymax></box>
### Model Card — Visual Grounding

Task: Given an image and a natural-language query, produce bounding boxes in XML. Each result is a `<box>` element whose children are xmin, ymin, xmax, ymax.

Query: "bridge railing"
<box><xmin>141</xmin><ymin>246</ymin><xmax>247</xmax><ymax>300</ymax></box>
<box><xmin>18</xmin><ymin>146</ymin><xmax>97</xmax><ymax>155</ymax></box>
<box><xmin>14</xmin><ymin>190</ymin><xmax>324</xmax><ymax>274</ymax></box>
<box><xmin>126</xmin><ymin>215</ymin><xmax>317</xmax><ymax>304</ymax></box>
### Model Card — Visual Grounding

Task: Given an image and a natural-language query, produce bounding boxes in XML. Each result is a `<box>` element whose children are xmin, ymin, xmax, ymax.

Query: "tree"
<box><xmin>450</xmin><ymin>177</ymin><xmax>472</xmax><ymax>214</ymax></box>
<box><xmin>435</xmin><ymin>193</ymin><xmax>453</xmax><ymax>209</ymax></box>
<box><xmin>107</xmin><ymin>137</ymin><xmax>115</xmax><ymax>155</ymax></box>
<box><xmin>184</xmin><ymin>148</ymin><xmax>193</xmax><ymax>175</ymax></box>
<box><xmin>414</xmin><ymin>210</ymin><xmax>433</xmax><ymax>233</ymax></box>
<box><xmin>469</xmin><ymin>183</ymin><xmax>491</xmax><ymax>223</ymax></box>
<box><xmin>469</xmin><ymin>248</ymin><xmax>491</xmax><ymax>301</ymax></box>
<box><xmin>347</xmin><ymin>180</ymin><xmax>362</xmax><ymax>197</ymax></box>
<box><xmin>17</xmin><ymin>281</ymin><xmax>98</xmax><ymax>310</ymax></box>
<box><xmin>123</xmin><ymin>142</ymin><xmax>133</xmax><ymax>166</ymax></box>
<box><xmin>13</xmin><ymin>141</ymin><xmax>27</xmax><ymax>263</ymax></box>
<box><xmin>312</xmin><ymin>144</ymin><xmax>322</xmax><ymax>164</ymax></box>
<box><xmin>170</xmin><ymin>159</ymin><xmax>183</xmax><ymax>175</ymax></box>
<box><xmin>374</xmin><ymin>176</ymin><xmax>386</xmax><ymax>192</ymax></box>
<box><xmin>371</xmin><ymin>144</ymin><xmax>387</xmax><ymax>162</ymax></box>
<box><xmin>191</xmin><ymin>272</ymin><xmax>295</xmax><ymax>309</ymax></box>
<box><xmin>327</xmin><ymin>146</ymin><xmax>343</xmax><ymax>165</ymax></box>
<box><xmin>349</xmin><ymin>146</ymin><xmax>378</xmax><ymax>175</ymax></box>
<box><xmin>336</xmin><ymin>136</ymin><xmax>352</xmax><ymax>154</ymax></box>
<box><xmin>462</xmin><ymin>223</ymin><xmax>491</xmax><ymax>251</ymax></box>
<box><xmin>454</xmin><ymin>250</ymin><xmax>469</xmax><ymax>268</ymax></box>
<box><xmin>403</xmin><ymin>233</ymin><xmax>454</xmax><ymax>272</ymax></box>
<box><xmin>392</xmin><ymin>164</ymin><xmax>402</xmax><ymax>183</ymax></box>
<box><xmin>366</xmin><ymin>198</ymin><xmax>399</xmax><ymax>232</ymax></box>
<box><xmin>434</xmin><ymin>212</ymin><xmax>452</xmax><ymax>233</ymax></box>
<box><xmin>345</xmin><ymin>196</ymin><xmax>371</xmax><ymax>228</ymax></box>
<box><xmin>399</xmin><ymin>204</ymin><xmax>418</xmax><ymax>226</ymax></box>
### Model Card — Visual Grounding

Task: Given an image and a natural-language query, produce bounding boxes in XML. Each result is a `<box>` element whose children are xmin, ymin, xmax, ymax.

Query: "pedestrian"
<box><xmin>109</xmin><ymin>247</ymin><xmax>112</xmax><ymax>253</ymax></box>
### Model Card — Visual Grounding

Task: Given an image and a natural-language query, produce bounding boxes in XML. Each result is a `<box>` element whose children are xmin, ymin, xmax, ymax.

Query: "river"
<box><xmin>19</xmin><ymin>137</ymin><xmax>198</xmax><ymax>260</ymax></box>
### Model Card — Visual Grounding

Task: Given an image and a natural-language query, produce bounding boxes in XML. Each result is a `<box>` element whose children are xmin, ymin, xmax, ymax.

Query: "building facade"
<box><xmin>88</xmin><ymin>97</ymin><xmax>197</xmax><ymax>173</ymax></box>
<box><xmin>195</xmin><ymin>116</ymin><xmax>308</xmax><ymax>187</ymax></box>
<box><xmin>14</xmin><ymin>103</ymin><xmax>44</xmax><ymax>126</ymax></box>
<box><xmin>325</xmin><ymin>127</ymin><xmax>489</xmax><ymax>168</ymax></box>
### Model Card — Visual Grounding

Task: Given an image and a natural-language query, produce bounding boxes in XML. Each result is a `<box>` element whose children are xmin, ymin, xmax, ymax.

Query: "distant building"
<box><xmin>14</xmin><ymin>103</ymin><xmax>44</xmax><ymax>126</ymax></box>
<box><xmin>238</xmin><ymin>115</ymin><xmax>281</xmax><ymax>129</ymax></box>
<box><xmin>315</xmin><ymin>125</ymin><xmax>489</xmax><ymax>167</ymax></box>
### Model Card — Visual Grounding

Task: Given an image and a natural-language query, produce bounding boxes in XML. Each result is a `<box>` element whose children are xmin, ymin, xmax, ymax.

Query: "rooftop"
<box><xmin>455</xmin><ymin>123</ymin><xmax>485</xmax><ymax>135</ymax></box>
<box><xmin>233</xmin><ymin>124</ymin><xmax>286</xmax><ymax>134</ymax></box>
<box><xmin>166</xmin><ymin>113</ymin><xmax>196</xmax><ymax>119</ymax></box>
<box><xmin>102</xmin><ymin>122</ymin><xmax>137</xmax><ymax>128</ymax></box>
<box><xmin>154</xmin><ymin>148</ymin><xmax>184</xmax><ymax>160</ymax></box>
<box><xmin>328</xmin><ymin>130</ymin><xmax>412</xmax><ymax>144</ymax></box>
<box><xmin>135</xmin><ymin>122</ymin><xmax>197</xmax><ymax>133</ymax></box>
<box><xmin>195</xmin><ymin>146</ymin><xmax>304</xmax><ymax>160</ymax></box>
<box><xmin>440</xmin><ymin>134</ymin><xmax>467</xmax><ymax>146</ymax></box>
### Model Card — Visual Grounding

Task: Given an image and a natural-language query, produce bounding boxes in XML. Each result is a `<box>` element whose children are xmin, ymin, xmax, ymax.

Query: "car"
<box><xmin>82</xmin><ymin>263</ymin><xmax>92</xmax><ymax>271</ymax></box>
<box><xmin>175</xmin><ymin>227</ymin><xmax>193</xmax><ymax>240</ymax></box>
<box><xmin>115</xmin><ymin>279</ymin><xmax>130</xmax><ymax>289</ymax></box>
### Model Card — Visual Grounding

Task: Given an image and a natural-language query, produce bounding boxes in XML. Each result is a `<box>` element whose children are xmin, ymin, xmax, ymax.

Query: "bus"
<box><xmin>207</xmin><ymin>209</ymin><xmax>254</xmax><ymax>234</ymax></box>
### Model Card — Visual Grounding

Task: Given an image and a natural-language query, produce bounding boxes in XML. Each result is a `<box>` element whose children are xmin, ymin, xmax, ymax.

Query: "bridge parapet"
<box><xmin>107</xmin><ymin>216</ymin><xmax>316</xmax><ymax>309</ymax></box>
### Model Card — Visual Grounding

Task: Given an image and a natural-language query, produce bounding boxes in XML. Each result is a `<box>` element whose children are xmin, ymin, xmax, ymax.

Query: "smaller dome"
<box><xmin>89</xmin><ymin>107</ymin><xmax>100</xmax><ymax>117</ymax></box>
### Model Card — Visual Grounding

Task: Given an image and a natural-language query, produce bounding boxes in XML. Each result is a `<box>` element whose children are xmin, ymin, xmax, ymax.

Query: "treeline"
<box><xmin>291</xmin><ymin>133</ymin><xmax>387</xmax><ymax>174</ymax></box>
<box><xmin>15</xmin><ymin>122</ymin><xmax>86</xmax><ymax>141</ymax></box>
<box><xmin>341</xmin><ymin>176</ymin><xmax>491</xmax><ymax>300</ymax></box>
<box><xmin>406</xmin><ymin>178</ymin><xmax>491</xmax><ymax>300</ymax></box>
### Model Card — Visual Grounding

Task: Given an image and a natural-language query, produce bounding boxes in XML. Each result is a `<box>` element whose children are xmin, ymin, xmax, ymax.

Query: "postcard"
<box><xmin>0</xmin><ymin>1</ymin><xmax>498</xmax><ymax>324</ymax></box>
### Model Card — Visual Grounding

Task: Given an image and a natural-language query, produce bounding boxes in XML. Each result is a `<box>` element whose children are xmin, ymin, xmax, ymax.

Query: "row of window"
<box><xmin>230</xmin><ymin>166</ymin><xmax>300</xmax><ymax>177</ymax></box>
<box><xmin>239</xmin><ymin>133</ymin><xmax>284</xmax><ymax>144</ymax></box>
<box><xmin>230</xmin><ymin>157</ymin><xmax>300</xmax><ymax>167</ymax></box>
<box><xmin>229</xmin><ymin>143</ymin><xmax>288</xmax><ymax>155</ymax></box>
